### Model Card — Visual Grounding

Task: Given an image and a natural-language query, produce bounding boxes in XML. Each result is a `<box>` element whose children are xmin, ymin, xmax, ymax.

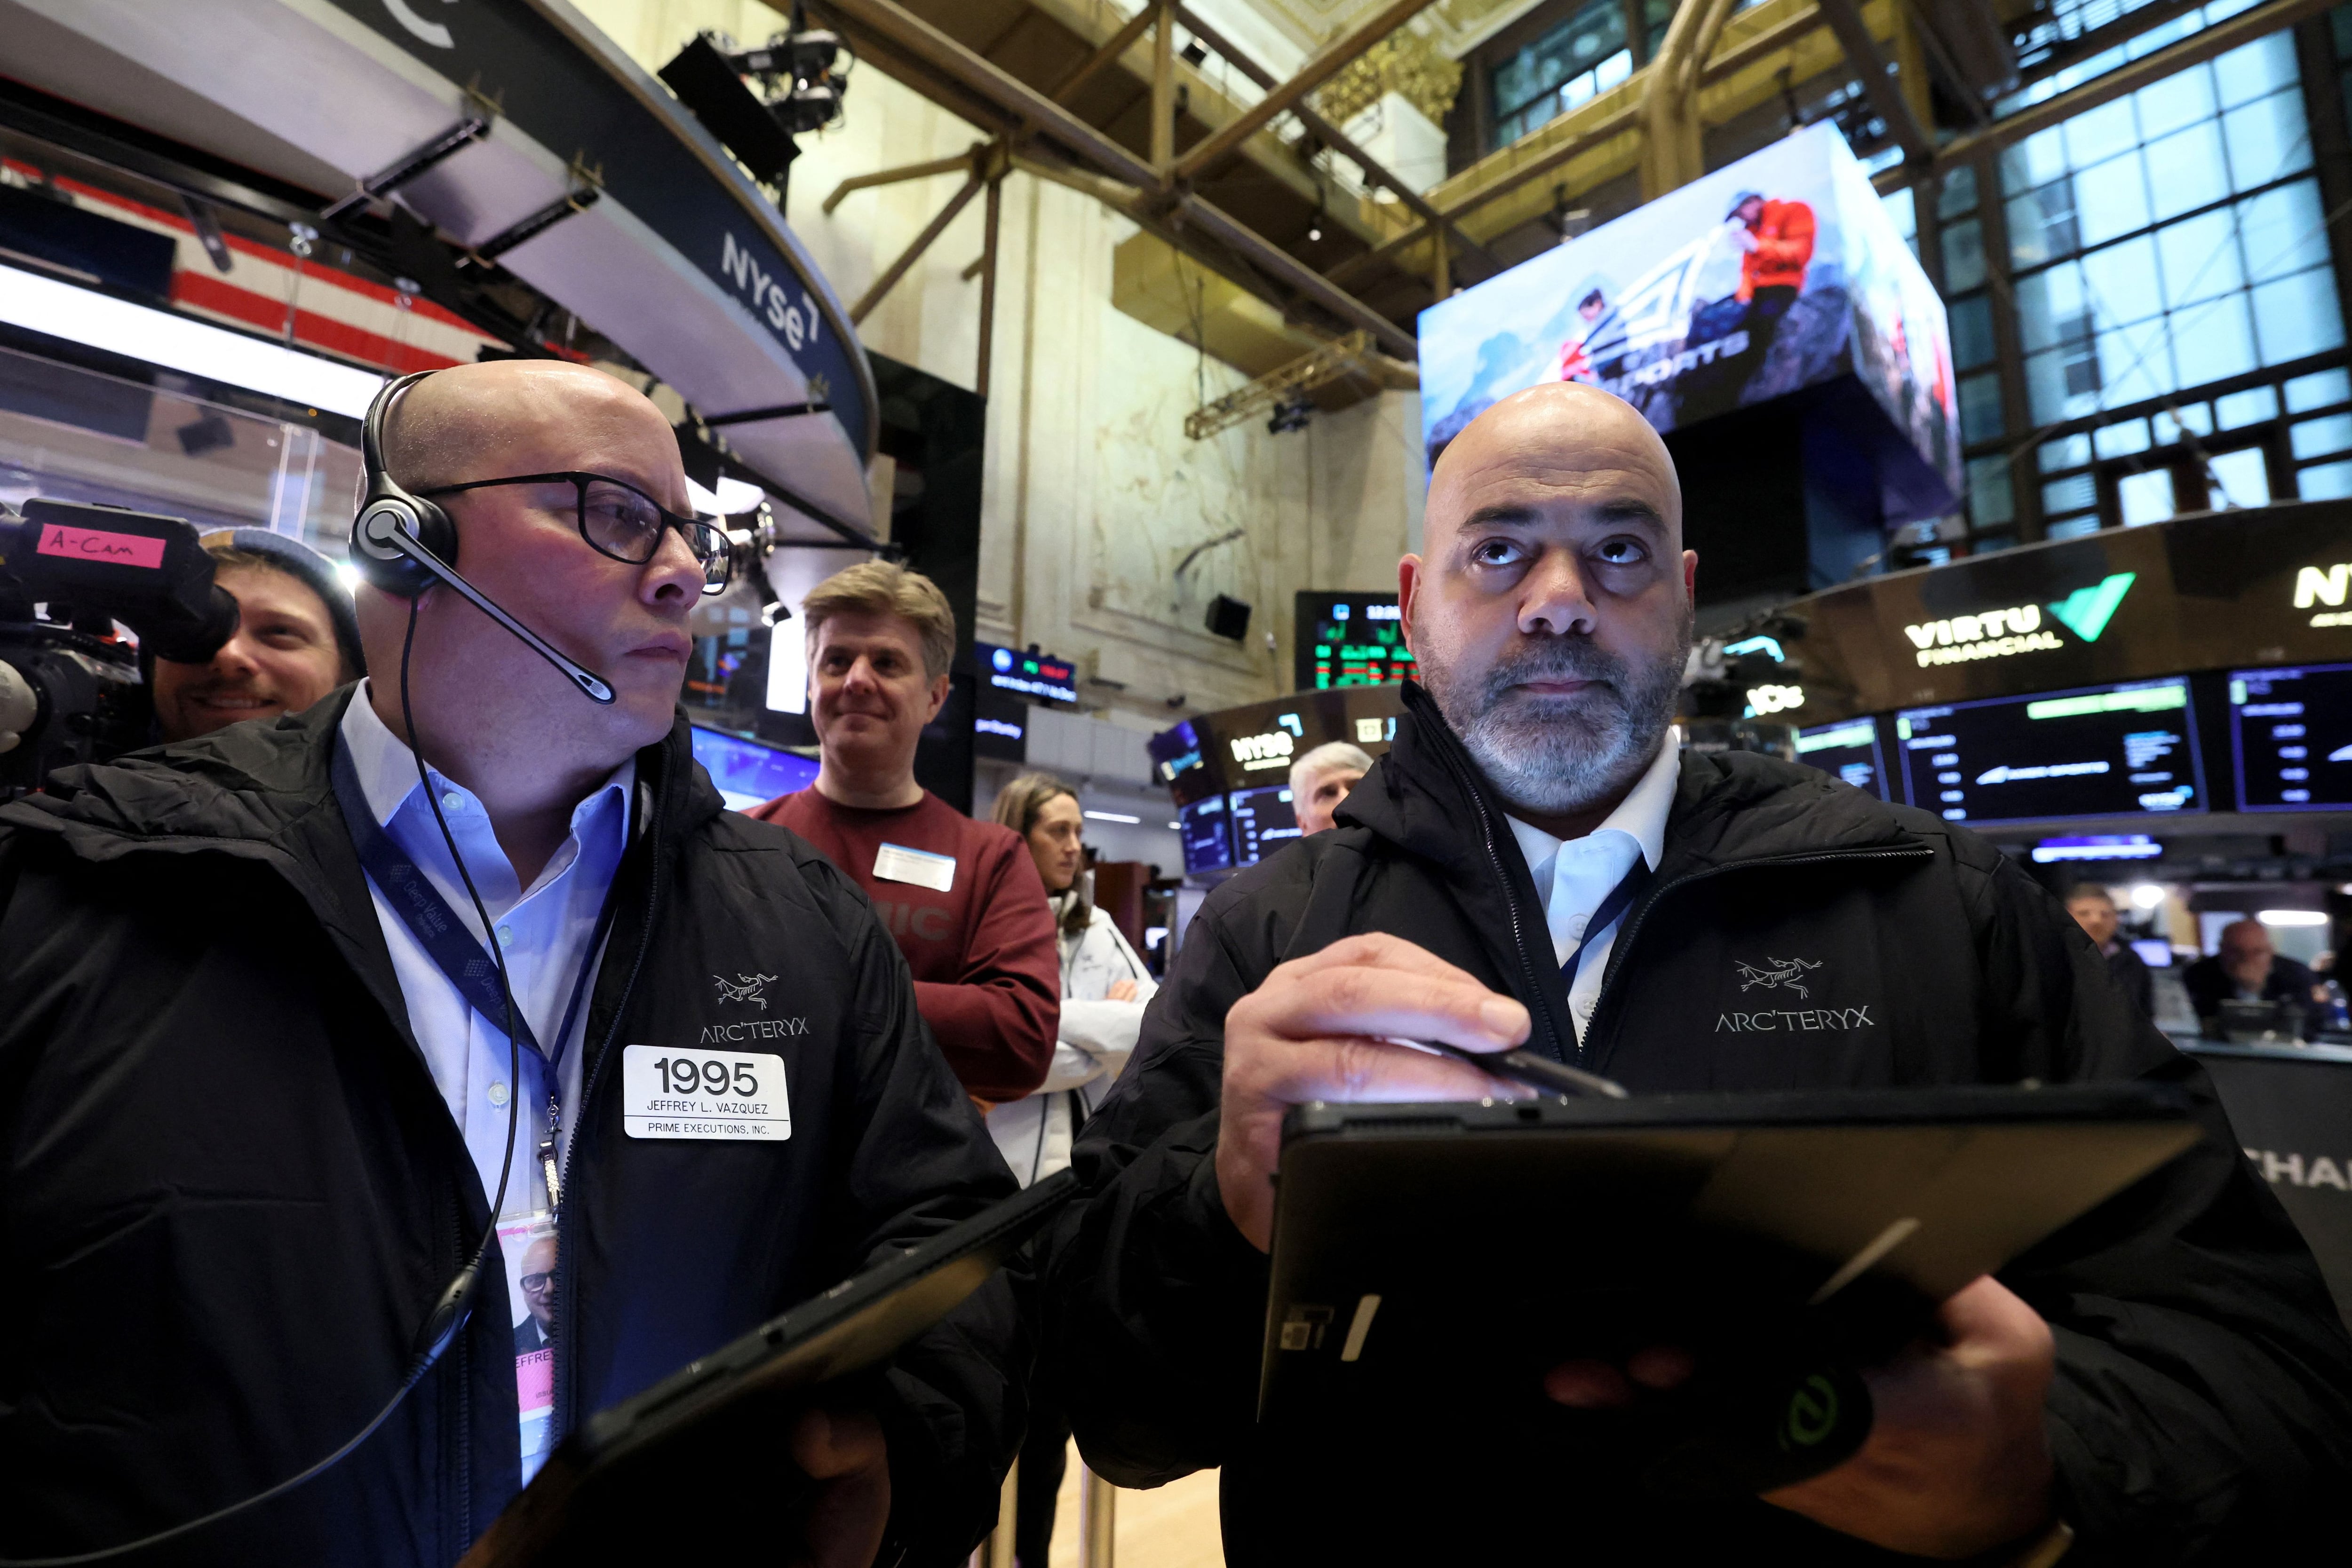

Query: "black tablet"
<box><xmin>462</xmin><ymin>1169</ymin><xmax>1076</xmax><ymax>1567</ymax></box>
<box><xmin>1259</xmin><ymin>1084</ymin><xmax>2200</xmax><ymax>1493</ymax></box>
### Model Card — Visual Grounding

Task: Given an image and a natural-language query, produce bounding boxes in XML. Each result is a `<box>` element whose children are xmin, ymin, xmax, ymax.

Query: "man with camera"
<box><xmin>150</xmin><ymin>528</ymin><xmax>365</xmax><ymax>743</ymax></box>
<box><xmin>0</xmin><ymin>361</ymin><xmax>1021</xmax><ymax>1565</ymax></box>
<box><xmin>1048</xmin><ymin>382</ymin><xmax>2352</xmax><ymax>1563</ymax></box>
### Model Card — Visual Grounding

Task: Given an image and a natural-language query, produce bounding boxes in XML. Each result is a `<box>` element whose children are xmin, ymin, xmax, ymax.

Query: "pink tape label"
<box><xmin>516</xmin><ymin>1347</ymin><xmax>553</xmax><ymax>1413</ymax></box>
<box><xmin>35</xmin><ymin>523</ymin><xmax>166</xmax><ymax>570</ymax></box>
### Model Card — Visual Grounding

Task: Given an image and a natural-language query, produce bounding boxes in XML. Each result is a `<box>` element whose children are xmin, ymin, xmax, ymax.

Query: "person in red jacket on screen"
<box><xmin>751</xmin><ymin>561</ymin><xmax>1059</xmax><ymax>1106</ymax></box>
<box><xmin>1731</xmin><ymin>190</ymin><xmax>1814</xmax><ymax>301</ymax></box>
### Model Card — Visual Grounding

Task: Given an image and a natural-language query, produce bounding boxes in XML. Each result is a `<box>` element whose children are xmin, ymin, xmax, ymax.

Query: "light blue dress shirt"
<box><xmin>1503</xmin><ymin>736</ymin><xmax>1681</xmax><ymax>1037</ymax></box>
<box><xmin>338</xmin><ymin>685</ymin><xmax>634</xmax><ymax>1221</ymax></box>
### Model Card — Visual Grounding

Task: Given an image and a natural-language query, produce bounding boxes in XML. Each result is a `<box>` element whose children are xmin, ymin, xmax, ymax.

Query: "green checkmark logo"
<box><xmin>2048</xmin><ymin>571</ymin><xmax>2135</xmax><ymax>642</ymax></box>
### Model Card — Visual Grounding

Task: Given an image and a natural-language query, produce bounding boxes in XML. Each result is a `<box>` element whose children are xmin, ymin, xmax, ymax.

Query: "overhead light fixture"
<box><xmin>2129</xmin><ymin>884</ymin><xmax>2166</xmax><ymax>909</ymax></box>
<box><xmin>1083</xmin><ymin>810</ymin><xmax>1141</xmax><ymax>824</ymax></box>
<box><xmin>2258</xmin><ymin>909</ymin><xmax>2328</xmax><ymax>927</ymax></box>
<box><xmin>0</xmin><ymin>261</ymin><xmax>382</xmax><ymax>417</ymax></box>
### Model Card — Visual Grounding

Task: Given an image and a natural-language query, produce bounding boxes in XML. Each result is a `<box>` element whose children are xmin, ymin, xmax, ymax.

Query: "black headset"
<box><xmin>346</xmin><ymin>372</ymin><xmax>615</xmax><ymax>704</ymax></box>
<box><xmin>350</xmin><ymin>370</ymin><xmax>459</xmax><ymax>599</ymax></box>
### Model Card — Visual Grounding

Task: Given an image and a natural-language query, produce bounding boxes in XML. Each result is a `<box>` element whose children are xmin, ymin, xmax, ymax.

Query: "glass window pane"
<box><xmin>2223</xmin><ymin>93</ymin><xmax>2314</xmax><ymax>190</ymax></box>
<box><xmin>1967</xmin><ymin>453</ymin><xmax>2014</xmax><ymax>526</ymax></box>
<box><xmin>2169</xmin><ymin>292</ymin><xmax>2259</xmax><ymax>388</ymax></box>
<box><xmin>2217</xmin><ymin>384</ymin><xmax>2281</xmax><ymax>427</ymax></box>
<box><xmin>2286</xmin><ymin>368</ymin><xmax>2352</xmax><ymax>411</ymax></box>
<box><xmin>2013</xmin><ymin>263</ymin><xmax>2085</xmax><ymax>351</ymax></box>
<box><xmin>2252</xmin><ymin>269</ymin><xmax>2348</xmax><ymax>364</ymax></box>
<box><xmin>2099</xmin><ymin>318</ymin><xmax>2176</xmax><ymax>407</ymax></box>
<box><xmin>1950</xmin><ymin>294</ymin><xmax>1996</xmax><ymax>371</ymax></box>
<box><xmin>2002</xmin><ymin>127</ymin><xmax>2069</xmax><ymax>194</ymax></box>
<box><xmin>2237</xmin><ymin>180</ymin><xmax>2331</xmax><ymax>282</ymax></box>
<box><xmin>1938</xmin><ymin>165</ymin><xmax>1979</xmax><ymax>220</ymax></box>
<box><xmin>2156</xmin><ymin>403</ymin><xmax>2214</xmax><ymax>442</ymax></box>
<box><xmin>2214</xmin><ymin>33</ymin><xmax>2299</xmax><ymax>111</ymax></box>
<box><xmin>2066</xmin><ymin>98</ymin><xmax>2141</xmax><ymax>168</ymax></box>
<box><xmin>1959</xmin><ymin>372</ymin><xmax>2005</xmax><ymax>443</ymax></box>
<box><xmin>2145</xmin><ymin>123</ymin><xmax>2230</xmax><ymax>222</ymax></box>
<box><xmin>1942</xmin><ymin>217</ymin><xmax>1987</xmax><ymax>292</ymax></box>
<box><xmin>2043</xmin><ymin>473</ymin><xmax>2098</xmax><ymax>513</ymax></box>
<box><xmin>2007</xmin><ymin>192</ymin><xmax>2066</xmax><ymax>269</ymax></box>
<box><xmin>2292</xmin><ymin>413</ymin><xmax>2352</xmax><ymax>457</ymax></box>
<box><xmin>2081</xmin><ymin>236</ymin><xmax>2162</xmax><ymax>325</ymax></box>
<box><xmin>2207</xmin><ymin>446</ymin><xmax>2273</xmax><ymax>507</ymax></box>
<box><xmin>2136</xmin><ymin>63</ymin><xmax>2217</xmax><ymax>139</ymax></box>
<box><xmin>2095</xmin><ymin>419</ymin><xmax>2152</xmax><ymax>458</ymax></box>
<box><xmin>2155</xmin><ymin>208</ymin><xmax>2243</xmax><ymax>307</ymax></box>
<box><xmin>2025</xmin><ymin>346</ymin><xmax>2090</xmax><ymax>424</ymax></box>
<box><xmin>2300</xmin><ymin>459</ymin><xmax>2352</xmax><ymax>499</ymax></box>
<box><xmin>2074</xmin><ymin>154</ymin><xmax>2153</xmax><ymax>248</ymax></box>
<box><xmin>2117</xmin><ymin>467</ymin><xmax>2178</xmax><ymax>524</ymax></box>
<box><xmin>2048</xmin><ymin>517</ymin><xmax>2104</xmax><ymax>539</ymax></box>
<box><xmin>2041</xmin><ymin>433</ymin><xmax>2092</xmax><ymax>472</ymax></box>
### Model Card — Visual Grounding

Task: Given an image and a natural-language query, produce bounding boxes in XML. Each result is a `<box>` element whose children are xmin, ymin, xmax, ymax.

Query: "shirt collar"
<box><xmin>1504</xmin><ymin>731</ymin><xmax>1682</xmax><ymax>879</ymax></box>
<box><xmin>337</xmin><ymin>679</ymin><xmax>636</xmax><ymax>839</ymax></box>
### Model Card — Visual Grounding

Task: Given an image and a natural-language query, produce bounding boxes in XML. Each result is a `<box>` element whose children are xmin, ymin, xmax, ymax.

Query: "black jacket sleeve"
<box><xmin>1968</xmin><ymin>849</ymin><xmax>2352</xmax><ymax>1563</ymax></box>
<box><xmin>812</xmin><ymin>856</ymin><xmax>1028</xmax><ymax>1564</ymax></box>
<box><xmin>1046</xmin><ymin>876</ymin><xmax>1278</xmax><ymax>1486</ymax></box>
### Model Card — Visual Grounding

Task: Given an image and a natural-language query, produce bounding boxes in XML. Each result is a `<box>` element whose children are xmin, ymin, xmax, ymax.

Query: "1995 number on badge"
<box><xmin>621</xmin><ymin>1045</ymin><xmax>792</xmax><ymax>1141</ymax></box>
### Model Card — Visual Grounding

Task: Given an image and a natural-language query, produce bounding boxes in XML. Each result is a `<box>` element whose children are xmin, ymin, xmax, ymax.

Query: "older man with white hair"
<box><xmin>1287</xmin><ymin>739</ymin><xmax>1374</xmax><ymax>836</ymax></box>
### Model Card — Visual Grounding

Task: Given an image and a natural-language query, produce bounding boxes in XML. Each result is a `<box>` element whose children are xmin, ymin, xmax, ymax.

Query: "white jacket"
<box><xmin>986</xmin><ymin>893</ymin><xmax>1157</xmax><ymax>1186</ymax></box>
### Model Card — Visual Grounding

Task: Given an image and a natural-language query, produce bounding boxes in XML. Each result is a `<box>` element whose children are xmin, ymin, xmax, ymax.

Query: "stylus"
<box><xmin>1419</xmin><ymin>1039</ymin><xmax>1629</xmax><ymax>1099</ymax></box>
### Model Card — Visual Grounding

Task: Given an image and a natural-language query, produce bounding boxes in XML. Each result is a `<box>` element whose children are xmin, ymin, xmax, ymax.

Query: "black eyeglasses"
<box><xmin>417</xmin><ymin>471</ymin><xmax>733</xmax><ymax>594</ymax></box>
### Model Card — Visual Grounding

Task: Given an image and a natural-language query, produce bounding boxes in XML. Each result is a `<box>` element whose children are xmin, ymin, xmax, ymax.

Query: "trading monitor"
<box><xmin>1229</xmin><ymin>783</ymin><xmax>1302</xmax><ymax>865</ymax></box>
<box><xmin>1893</xmin><ymin>678</ymin><xmax>2204</xmax><ymax>825</ymax></box>
<box><xmin>2228</xmin><ymin>663</ymin><xmax>2352</xmax><ymax>811</ymax></box>
<box><xmin>1794</xmin><ymin>717</ymin><xmax>1890</xmax><ymax>799</ymax></box>
<box><xmin>688</xmin><ymin>725</ymin><xmax>819</xmax><ymax>812</ymax></box>
<box><xmin>1179</xmin><ymin>793</ymin><xmax>1235</xmax><ymax>876</ymax></box>
<box><xmin>1294</xmin><ymin>592</ymin><xmax>1414</xmax><ymax>691</ymax></box>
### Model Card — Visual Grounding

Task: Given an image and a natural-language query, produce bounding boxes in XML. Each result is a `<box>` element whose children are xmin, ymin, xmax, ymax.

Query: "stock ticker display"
<box><xmin>1895</xmin><ymin>678</ymin><xmax>2204</xmax><ymax>824</ymax></box>
<box><xmin>1178</xmin><ymin>794</ymin><xmax>1234</xmax><ymax>875</ymax></box>
<box><xmin>1795</xmin><ymin>717</ymin><xmax>1891</xmax><ymax>800</ymax></box>
<box><xmin>1228</xmin><ymin>784</ymin><xmax>1301</xmax><ymax>866</ymax></box>
<box><xmin>1294</xmin><ymin>591</ymin><xmax>1414</xmax><ymax>691</ymax></box>
<box><xmin>2231</xmin><ymin>664</ymin><xmax>2352</xmax><ymax>810</ymax></box>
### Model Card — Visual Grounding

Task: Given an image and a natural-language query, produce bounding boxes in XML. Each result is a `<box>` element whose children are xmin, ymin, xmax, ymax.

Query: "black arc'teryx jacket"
<box><xmin>0</xmin><ymin>689</ymin><xmax>1022</xmax><ymax>1565</ymax></box>
<box><xmin>1047</xmin><ymin>681</ymin><xmax>2352</xmax><ymax>1565</ymax></box>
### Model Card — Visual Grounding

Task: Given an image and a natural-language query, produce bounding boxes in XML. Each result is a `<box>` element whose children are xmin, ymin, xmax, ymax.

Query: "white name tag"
<box><xmin>621</xmin><ymin>1045</ymin><xmax>792</xmax><ymax>1141</ymax></box>
<box><xmin>873</xmin><ymin>841</ymin><xmax>955</xmax><ymax>892</ymax></box>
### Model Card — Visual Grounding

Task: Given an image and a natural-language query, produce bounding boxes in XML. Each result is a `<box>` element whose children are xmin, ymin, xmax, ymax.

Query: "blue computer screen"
<box><xmin>690</xmin><ymin>725</ymin><xmax>819</xmax><ymax>812</ymax></box>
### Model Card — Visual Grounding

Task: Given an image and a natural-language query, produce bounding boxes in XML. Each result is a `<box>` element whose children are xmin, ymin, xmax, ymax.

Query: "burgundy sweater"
<box><xmin>753</xmin><ymin>788</ymin><xmax>1058</xmax><ymax>1103</ymax></box>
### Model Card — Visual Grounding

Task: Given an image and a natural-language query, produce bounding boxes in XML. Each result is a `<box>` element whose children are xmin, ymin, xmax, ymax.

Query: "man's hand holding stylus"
<box><xmin>1216</xmin><ymin>933</ymin><xmax>1530</xmax><ymax>1252</ymax></box>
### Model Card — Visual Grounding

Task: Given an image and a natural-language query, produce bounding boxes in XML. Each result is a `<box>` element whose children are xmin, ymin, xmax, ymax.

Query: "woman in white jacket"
<box><xmin>987</xmin><ymin>772</ymin><xmax>1157</xmax><ymax>1567</ymax></box>
<box><xmin>985</xmin><ymin>772</ymin><xmax>1158</xmax><ymax>1188</ymax></box>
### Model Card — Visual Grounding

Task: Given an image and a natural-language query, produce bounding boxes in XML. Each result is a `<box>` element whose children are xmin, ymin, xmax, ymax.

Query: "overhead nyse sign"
<box><xmin>1786</xmin><ymin>500</ymin><xmax>2352</xmax><ymax>723</ymax></box>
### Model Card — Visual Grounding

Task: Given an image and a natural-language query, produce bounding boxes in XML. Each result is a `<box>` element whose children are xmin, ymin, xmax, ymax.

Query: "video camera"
<box><xmin>0</xmin><ymin>497</ymin><xmax>240</xmax><ymax>796</ymax></box>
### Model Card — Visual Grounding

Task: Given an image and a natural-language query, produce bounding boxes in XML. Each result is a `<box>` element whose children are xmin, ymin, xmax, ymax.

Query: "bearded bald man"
<box><xmin>0</xmin><ymin>361</ymin><xmax>1022</xmax><ymax>1566</ymax></box>
<box><xmin>1047</xmin><ymin>383</ymin><xmax>2352</xmax><ymax>1564</ymax></box>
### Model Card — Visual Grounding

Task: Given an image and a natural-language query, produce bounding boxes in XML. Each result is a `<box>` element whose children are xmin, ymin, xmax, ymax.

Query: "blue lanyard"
<box><xmin>1559</xmin><ymin>855</ymin><xmax>1655</xmax><ymax>995</ymax></box>
<box><xmin>330</xmin><ymin>736</ymin><xmax>619</xmax><ymax>1080</ymax></box>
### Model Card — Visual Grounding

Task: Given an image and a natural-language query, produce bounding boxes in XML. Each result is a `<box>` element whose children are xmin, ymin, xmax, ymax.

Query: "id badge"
<box><xmin>496</xmin><ymin>1212</ymin><xmax>558</xmax><ymax>1484</ymax></box>
<box><xmin>621</xmin><ymin>1044</ymin><xmax>792</xmax><ymax>1141</ymax></box>
<box><xmin>873</xmin><ymin>841</ymin><xmax>955</xmax><ymax>892</ymax></box>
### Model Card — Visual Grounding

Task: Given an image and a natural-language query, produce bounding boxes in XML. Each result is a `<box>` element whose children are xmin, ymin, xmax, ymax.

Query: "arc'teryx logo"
<box><xmin>1735</xmin><ymin>957</ymin><xmax>1823</xmax><ymax>998</ymax></box>
<box><xmin>713</xmin><ymin>973</ymin><xmax>777</xmax><ymax>1010</ymax></box>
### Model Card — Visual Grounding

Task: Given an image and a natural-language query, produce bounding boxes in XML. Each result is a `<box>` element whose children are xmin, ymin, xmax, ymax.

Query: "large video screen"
<box><xmin>1229</xmin><ymin>784</ymin><xmax>1302</xmax><ymax>866</ymax></box>
<box><xmin>1796</xmin><ymin>717</ymin><xmax>1889</xmax><ymax>799</ymax></box>
<box><xmin>1894</xmin><ymin>678</ymin><xmax>2204</xmax><ymax>824</ymax></box>
<box><xmin>1178</xmin><ymin>793</ymin><xmax>1233</xmax><ymax>876</ymax></box>
<box><xmin>689</xmin><ymin>725</ymin><xmax>818</xmax><ymax>813</ymax></box>
<box><xmin>1295</xmin><ymin>591</ymin><xmax>1414</xmax><ymax>691</ymax></box>
<box><xmin>2230</xmin><ymin>664</ymin><xmax>2352</xmax><ymax>810</ymax></box>
<box><xmin>1418</xmin><ymin>120</ymin><xmax>1957</xmax><ymax>509</ymax></box>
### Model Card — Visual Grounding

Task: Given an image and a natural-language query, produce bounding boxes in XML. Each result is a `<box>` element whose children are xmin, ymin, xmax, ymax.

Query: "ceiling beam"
<box><xmin>1814</xmin><ymin>0</ymin><xmax>1934</xmax><ymax>166</ymax></box>
<box><xmin>1050</xmin><ymin>1</ymin><xmax>1159</xmax><ymax>105</ymax></box>
<box><xmin>1875</xmin><ymin>0</ymin><xmax>2341</xmax><ymax>191</ymax></box>
<box><xmin>1170</xmin><ymin>2</ymin><xmax>1504</xmax><ymax>282</ymax></box>
<box><xmin>1168</xmin><ymin>0</ymin><xmax>1439</xmax><ymax>185</ymax></box>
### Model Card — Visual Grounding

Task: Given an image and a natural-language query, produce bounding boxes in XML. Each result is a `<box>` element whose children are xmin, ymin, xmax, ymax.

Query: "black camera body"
<box><xmin>0</xmin><ymin>498</ymin><xmax>239</xmax><ymax>796</ymax></box>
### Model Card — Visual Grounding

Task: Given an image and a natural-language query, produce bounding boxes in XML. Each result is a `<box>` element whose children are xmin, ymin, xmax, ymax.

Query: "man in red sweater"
<box><xmin>752</xmin><ymin>561</ymin><xmax>1058</xmax><ymax>1105</ymax></box>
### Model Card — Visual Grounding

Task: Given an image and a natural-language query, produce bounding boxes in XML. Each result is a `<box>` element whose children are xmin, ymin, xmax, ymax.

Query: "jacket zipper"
<box><xmin>451</xmin><ymin>1195</ymin><xmax>472</xmax><ymax>1551</ymax></box>
<box><xmin>1581</xmin><ymin>843</ymin><xmax>1936</xmax><ymax>1066</ymax></box>
<box><xmin>548</xmin><ymin>771</ymin><xmax>671</xmax><ymax>1445</ymax></box>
